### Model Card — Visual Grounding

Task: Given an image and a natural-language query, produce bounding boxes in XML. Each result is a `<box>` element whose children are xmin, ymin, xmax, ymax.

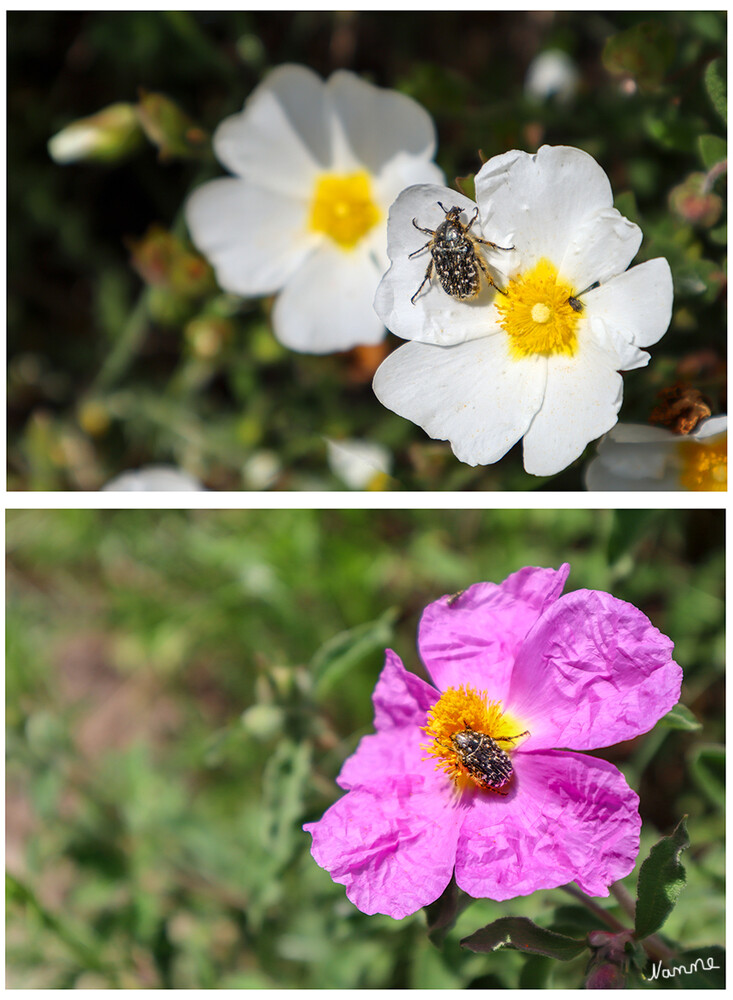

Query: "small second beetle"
<box><xmin>450</xmin><ymin>726</ymin><xmax>529</xmax><ymax>793</ymax></box>
<box><xmin>409</xmin><ymin>202</ymin><xmax>513</xmax><ymax>305</ymax></box>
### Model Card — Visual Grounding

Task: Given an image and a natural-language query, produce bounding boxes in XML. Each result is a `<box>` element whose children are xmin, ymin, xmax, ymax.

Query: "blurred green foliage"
<box><xmin>8</xmin><ymin>11</ymin><xmax>727</xmax><ymax>490</ymax></box>
<box><xmin>6</xmin><ymin>508</ymin><xmax>724</xmax><ymax>987</ymax></box>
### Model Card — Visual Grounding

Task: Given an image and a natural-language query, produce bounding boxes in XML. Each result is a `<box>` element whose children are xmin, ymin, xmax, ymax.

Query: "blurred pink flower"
<box><xmin>305</xmin><ymin>564</ymin><xmax>682</xmax><ymax>919</ymax></box>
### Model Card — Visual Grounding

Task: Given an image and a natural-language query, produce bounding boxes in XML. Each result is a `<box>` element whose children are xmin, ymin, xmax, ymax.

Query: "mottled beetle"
<box><xmin>447</xmin><ymin>725</ymin><xmax>529</xmax><ymax>793</ymax></box>
<box><xmin>409</xmin><ymin>202</ymin><xmax>513</xmax><ymax>305</ymax></box>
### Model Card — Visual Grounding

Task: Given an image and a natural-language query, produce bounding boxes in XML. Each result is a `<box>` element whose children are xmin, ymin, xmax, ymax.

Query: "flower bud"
<box><xmin>48</xmin><ymin>103</ymin><xmax>143</xmax><ymax>164</ymax></box>
<box><xmin>136</xmin><ymin>90</ymin><xmax>210</xmax><ymax>161</ymax></box>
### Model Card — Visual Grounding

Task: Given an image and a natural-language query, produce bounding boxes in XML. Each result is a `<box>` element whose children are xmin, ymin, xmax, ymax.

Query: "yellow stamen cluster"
<box><xmin>423</xmin><ymin>684</ymin><xmax>524</xmax><ymax>791</ymax></box>
<box><xmin>309</xmin><ymin>170</ymin><xmax>381</xmax><ymax>250</ymax></box>
<box><xmin>677</xmin><ymin>435</ymin><xmax>727</xmax><ymax>491</ymax></box>
<box><xmin>496</xmin><ymin>258</ymin><xmax>581</xmax><ymax>359</ymax></box>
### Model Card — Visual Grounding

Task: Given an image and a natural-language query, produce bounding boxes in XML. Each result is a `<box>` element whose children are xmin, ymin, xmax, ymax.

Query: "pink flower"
<box><xmin>304</xmin><ymin>565</ymin><xmax>682</xmax><ymax>919</ymax></box>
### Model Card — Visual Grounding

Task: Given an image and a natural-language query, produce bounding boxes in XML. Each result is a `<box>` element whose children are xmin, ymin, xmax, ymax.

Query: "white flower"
<box><xmin>186</xmin><ymin>65</ymin><xmax>444</xmax><ymax>354</ymax></box>
<box><xmin>102</xmin><ymin>465</ymin><xmax>204</xmax><ymax>491</ymax></box>
<box><xmin>326</xmin><ymin>438</ymin><xmax>391</xmax><ymax>489</ymax></box>
<box><xmin>525</xmin><ymin>49</ymin><xmax>580</xmax><ymax>104</ymax></box>
<box><xmin>373</xmin><ymin>145</ymin><xmax>674</xmax><ymax>476</ymax></box>
<box><xmin>585</xmin><ymin>416</ymin><xmax>727</xmax><ymax>491</ymax></box>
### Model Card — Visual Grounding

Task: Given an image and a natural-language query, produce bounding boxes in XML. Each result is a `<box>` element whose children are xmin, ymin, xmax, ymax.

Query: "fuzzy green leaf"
<box><xmin>704</xmin><ymin>58</ymin><xmax>727</xmax><ymax>123</ymax></box>
<box><xmin>634</xmin><ymin>817</ymin><xmax>689</xmax><ymax>939</ymax></box>
<box><xmin>698</xmin><ymin>133</ymin><xmax>727</xmax><ymax>169</ymax></box>
<box><xmin>461</xmin><ymin>916</ymin><xmax>586</xmax><ymax>961</ymax></box>
<box><xmin>659</xmin><ymin>703</ymin><xmax>702</xmax><ymax>731</ymax></box>
<box><xmin>311</xmin><ymin>607</ymin><xmax>397</xmax><ymax>695</ymax></box>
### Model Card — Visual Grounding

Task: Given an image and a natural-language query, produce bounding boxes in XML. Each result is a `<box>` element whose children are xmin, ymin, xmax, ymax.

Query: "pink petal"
<box><xmin>454</xmin><ymin>750</ymin><xmax>640</xmax><ymax>901</ymax></box>
<box><xmin>304</xmin><ymin>774</ymin><xmax>465</xmax><ymax>918</ymax></box>
<box><xmin>337</xmin><ymin>649</ymin><xmax>438</xmax><ymax>791</ymax></box>
<box><xmin>507</xmin><ymin>590</ymin><xmax>682</xmax><ymax>750</ymax></box>
<box><xmin>372</xmin><ymin>648</ymin><xmax>438</xmax><ymax>732</ymax></box>
<box><xmin>418</xmin><ymin>565</ymin><xmax>570</xmax><ymax>699</ymax></box>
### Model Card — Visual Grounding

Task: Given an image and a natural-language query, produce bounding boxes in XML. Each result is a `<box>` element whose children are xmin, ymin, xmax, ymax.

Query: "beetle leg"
<box><xmin>408</xmin><ymin>240</ymin><xmax>432</xmax><ymax>259</ymax></box>
<box><xmin>494</xmin><ymin>729</ymin><xmax>530</xmax><ymax>745</ymax></box>
<box><xmin>475</xmin><ymin>252</ymin><xmax>506</xmax><ymax>295</ymax></box>
<box><xmin>410</xmin><ymin>259</ymin><xmax>434</xmax><ymax>304</ymax></box>
<box><xmin>474</xmin><ymin>234</ymin><xmax>514</xmax><ymax>251</ymax></box>
<box><xmin>465</xmin><ymin>206</ymin><xmax>480</xmax><ymax>231</ymax></box>
<box><xmin>412</xmin><ymin>218</ymin><xmax>436</xmax><ymax>236</ymax></box>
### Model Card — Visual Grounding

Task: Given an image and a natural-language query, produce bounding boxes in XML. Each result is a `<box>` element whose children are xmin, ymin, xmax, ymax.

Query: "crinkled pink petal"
<box><xmin>418</xmin><ymin>564</ymin><xmax>570</xmax><ymax>699</ymax></box>
<box><xmin>507</xmin><ymin>590</ymin><xmax>682</xmax><ymax>750</ymax></box>
<box><xmin>337</xmin><ymin>649</ymin><xmax>438</xmax><ymax>791</ymax></box>
<box><xmin>304</xmin><ymin>773</ymin><xmax>466</xmax><ymax>919</ymax></box>
<box><xmin>372</xmin><ymin>648</ymin><xmax>438</xmax><ymax>732</ymax></box>
<box><xmin>454</xmin><ymin>750</ymin><xmax>640</xmax><ymax>901</ymax></box>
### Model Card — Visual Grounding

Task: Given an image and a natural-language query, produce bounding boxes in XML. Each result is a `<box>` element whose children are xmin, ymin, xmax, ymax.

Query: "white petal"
<box><xmin>365</xmin><ymin>156</ymin><xmax>446</xmax><ymax>271</ymax></box>
<box><xmin>373</xmin><ymin>336</ymin><xmax>546</xmax><ymax>465</ymax></box>
<box><xmin>692</xmin><ymin>415</ymin><xmax>727</xmax><ymax>440</ymax></box>
<box><xmin>374</xmin><ymin>184</ymin><xmax>508</xmax><ymax>346</ymax></box>
<box><xmin>272</xmin><ymin>243</ymin><xmax>384</xmax><ymax>353</ymax></box>
<box><xmin>584</xmin><ymin>257</ymin><xmax>674</xmax><ymax>350</ymax></box>
<box><xmin>584</xmin><ymin>425</ymin><xmax>680</xmax><ymax>490</ymax></box>
<box><xmin>560</xmin><ymin>206</ymin><xmax>642</xmax><ymax>290</ymax></box>
<box><xmin>185</xmin><ymin>178</ymin><xmax>315</xmax><ymax>296</ymax></box>
<box><xmin>475</xmin><ymin>145</ymin><xmax>615</xmax><ymax>274</ymax></box>
<box><xmin>327</xmin><ymin>70</ymin><xmax>439</xmax><ymax>174</ymax></box>
<box><xmin>102</xmin><ymin>466</ymin><xmax>204</xmax><ymax>491</ymax></box>
<box><xmin>587</xmin><ymin>314</ymin><xmax>650</xmax><ymax>372</ymax></box>
<box><xmin>326</xmin><ymin>438</ymin><xmax>391</xmax><ymax>489</ymax></box>
<box><xmin>213</xmin><ymin>65</ymin><xmax>328</xmax><ymax>197</ymax></box>
<box><xmin>522</xmin><ymin>338</ymin><xmax>623</xmax><ymax>476</ymax></box>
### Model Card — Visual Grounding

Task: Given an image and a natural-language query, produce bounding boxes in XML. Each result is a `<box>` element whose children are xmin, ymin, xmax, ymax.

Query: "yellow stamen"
<box><xmin>496</xmin><ymin>258</ymin><xmax>581</xmax><ymax>359</ymax></box>
<box><xmin>422</xmin><ymin>685</ymin><xmax>525</xmax><ymax>793</ymax></box>
<box><xmin>677</xmin><ymin>434</ymin><xmax>727</xmax><ymax>491</ymax></box>
<box><xmin>309</xmin><ymin>170</ymin><xmax>381</xmax><ymax>250</ymax></box>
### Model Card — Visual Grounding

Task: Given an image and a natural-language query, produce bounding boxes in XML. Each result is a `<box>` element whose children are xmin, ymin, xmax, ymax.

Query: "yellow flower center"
<box><xmin>496</xmin><ymin>258</ymin><xmax>581</xmax><ymax>359</ymax></box>
<box><xmin>677</xmin><ymin>434</ymin><xmax>727</xmax><ymax>491</ymax></box>
<box><xmin>309</xmin><ymin>170</ymin><xmax>381</xmax><ymax>250</ymax></box>
<box><xmin>422</xmin><ymin>685</ymin><xmax>526</xmax><ymax>793</ymax></box>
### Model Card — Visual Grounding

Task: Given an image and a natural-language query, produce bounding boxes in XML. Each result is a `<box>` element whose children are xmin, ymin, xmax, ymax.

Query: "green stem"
<box><xmin>92</xmin><ymin>287</ymin><xmax>151</xmax><ymax>393</ymax></box>
<box><xmin>561</xmin><ymin>884</ymin><xmax>628</xmax><ymax>933</ymax></box>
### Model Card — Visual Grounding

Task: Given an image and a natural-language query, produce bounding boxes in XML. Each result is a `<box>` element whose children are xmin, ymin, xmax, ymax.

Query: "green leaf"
<box><xmin>455</xmin><ymin>173</ymin><xmax>476</xmax><ymax>202</ymax></box>
<box><xmin>689</xmin><ymin>744</ymin><xmax>725</xmax><ymax>808</ymax></box>
<box><xmin>311</xmin><ymin>607</ymin><xmax>397</xmax><ymax>696</ymax></box>
<box><xmin>461</xmin><ymin>916</ymin><xmax>586</xmax><ymax>961</ymax></box>
<box><xmin>634</xmin><ymin>817</ymin><xmax>689</xmax><ymax>939</ymax></box>
<box><xmin>698</xmin><ymin>133</ymin><xmax>727</xmax><ymax>169</ymax></box>
<box><xmin>704</xmin><ymin>58</ymin><xmax>727</xmax><ymax>123</ymax></box>
<box><xmin>709</xmin><ymin>222</ymin><xmax>727</xmax><ymax>245</ymax></box>
<box><xmin>659</xmin><ymin>703</ymin><xmax>702</xmax><ymax>731</ymax></box>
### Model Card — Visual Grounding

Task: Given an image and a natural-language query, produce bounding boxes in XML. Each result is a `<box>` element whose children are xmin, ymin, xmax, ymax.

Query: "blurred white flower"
<box><xmin>525</xmin><ymin>49</ymin><xmax>580</xmax><ymax>104</ymax></box>
<box><xmin>373</xmin><ymin>145</ymin><xmax>673</xmax><ymax>476</ymax></box>
<box><xmin>102</xmin><ymin>465</ymin><xmax>204</xmax><ymax>491</ymax></box>
<box><xmin>326</xmin><ymin>438</ymin><xmax>391</xmax><ymax>490</ymax></box>
<box><xmin>585</xmin><ymin>416</ymin><xmax>727</xmax><ymax>491</ymax></box>
<box><xmin>186</xmin><ymin>65</ymin><xmax>444</xmax><ymax>354</ymax></box>
<box><xmin>48</xmin><ymin>103</ymin><xmax>142</xmax><ymax>164</ymax></box>
<box><xmin>243</xmin><ymin>450</ymin><xmax>281</xmax><ymax>490</ymax></box>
